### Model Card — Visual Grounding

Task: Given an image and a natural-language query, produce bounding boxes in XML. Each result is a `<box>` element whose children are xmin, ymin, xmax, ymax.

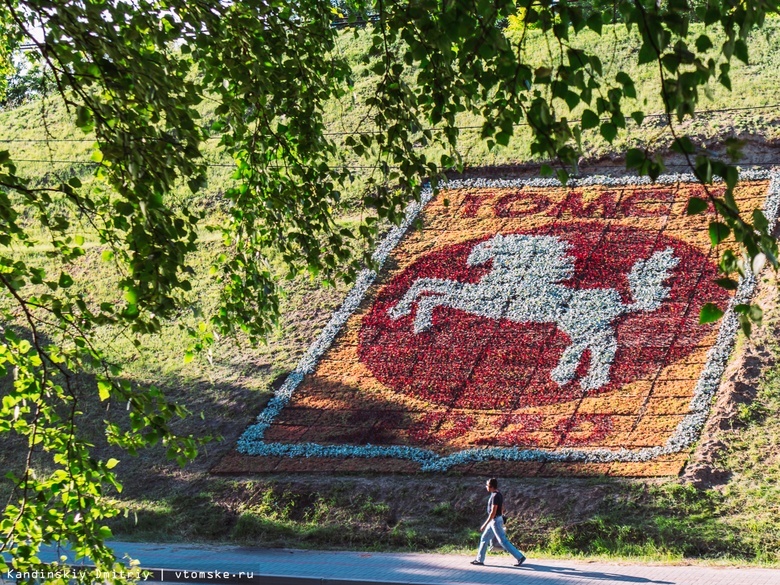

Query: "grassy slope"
<box><xmin>326</xmin><ymin>20</ymin><xmax>780</xmax><ymax>168</ymax></box>
<box><xmin>99</xmin><ymin>285</ymin><xmax>780</xmax><ymax>565</ymax></box>
<box><xmin>0</xmin><ymin>19</ymin><xmax>779</xmax><ymax>563</ymax></box>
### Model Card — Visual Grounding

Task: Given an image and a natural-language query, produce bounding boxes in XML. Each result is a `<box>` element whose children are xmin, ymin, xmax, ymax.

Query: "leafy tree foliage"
<box><xmin>0</xmin><ymin>0</ymin><xmax>778</xmax><ymax>581</ymax></box>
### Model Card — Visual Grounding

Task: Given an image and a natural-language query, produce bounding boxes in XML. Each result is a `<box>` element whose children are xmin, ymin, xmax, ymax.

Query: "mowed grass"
<box><xmin>0</xmin><ymin>19</ymin><xmax>779</xmax><ymax>564</ymax></box>
<box><xmin>325</xmin><ymin>19</ymin><xmax>780</xmax><ymax>168</ymax></box>
<box><xmin>4</xmin><ymin>19</ymin><xmax>780</xmax><ymax>186</ymax></box>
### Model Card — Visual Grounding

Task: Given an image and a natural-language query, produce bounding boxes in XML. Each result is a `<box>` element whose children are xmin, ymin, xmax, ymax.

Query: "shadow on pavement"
<box><xmin>372</xmin><ymin>558</ymin><xmax>677</xmax><ymax>585</ymax></box>
<box><xmin>517</xmin><ymin>562</ymin><xmax>675</xmax><ymax>583</ymax></box>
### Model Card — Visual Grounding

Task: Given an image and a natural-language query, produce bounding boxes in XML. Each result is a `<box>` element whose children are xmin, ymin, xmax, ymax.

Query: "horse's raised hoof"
<box><xmin>388</xmin><ymin>303</ymin><xmax>411</xmax><ymax>320</ymax></box>
<box><xmin>550</xmin><ymin>367</ymin><xmax>575</xmax><ymax>387</ymax></box>
<box><xmin>580</xmin><ymin>371</ymin><xmax>609</xmax><ymax>390</ymax></box>
<box><xmin>412</xmin><ymin>322</ymin><xmax>433</xmax><ymax>334</ymax></box>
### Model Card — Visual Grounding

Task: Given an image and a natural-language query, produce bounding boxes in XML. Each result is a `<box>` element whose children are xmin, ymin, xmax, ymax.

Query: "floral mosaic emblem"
<box><xmin>385</xmin><ymin>234</ymin><xmax>680</xmax><ymax>392</ymax></box>
<box><xmin>225</xmin><ymin>173</ymin><xmax>780</xmax><ymax>477</ymax></box>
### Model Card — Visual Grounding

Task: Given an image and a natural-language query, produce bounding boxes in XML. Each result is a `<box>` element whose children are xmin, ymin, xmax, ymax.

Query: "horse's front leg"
<box><xmin>580</xmin><ymin>330</ymin><xmax>618</xmax><ymax>390</ymax></box>
<box><xmin>412</xmin><ymin>281</ymin><xmax>466</xmax><ymax>333</ymax></box>
<box><xmin>411</xmin><ymin>294</ymin><xmax>451</xmax><ymax>333</ymax></box>
<box><xmin>388</xmin><ymin>278</ymin><xmax>441</xmax><ymax>320</ymax></box>
<box><xmin>388</xmin><ymin>278</ymin><xmax>456</xmax><ymax>322</ymax></box>
<box><xmin>550</xmin><ymin>340</ymin><xmax>589</xmax><ymax>387</ymax></box>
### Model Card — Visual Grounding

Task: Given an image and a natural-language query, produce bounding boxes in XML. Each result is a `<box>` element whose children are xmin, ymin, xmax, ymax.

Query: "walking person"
<box><xmin>471</xmin><ymin>478</ymin><xmax>527</xmax><ymax>567</ymax></box>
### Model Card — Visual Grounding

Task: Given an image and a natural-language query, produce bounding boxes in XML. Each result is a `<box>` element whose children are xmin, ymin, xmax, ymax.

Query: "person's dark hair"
<box><xmin>487</xmin><ymin>478</ymin><xmax>498</xmax><ymax>489</ymax></box>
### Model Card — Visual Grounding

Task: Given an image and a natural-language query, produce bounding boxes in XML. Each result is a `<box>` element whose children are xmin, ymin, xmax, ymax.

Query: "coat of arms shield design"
<box><xmin>221</xmin><ymin>173</ymin><xmax>779</xmax><ymax>477</ymax></box>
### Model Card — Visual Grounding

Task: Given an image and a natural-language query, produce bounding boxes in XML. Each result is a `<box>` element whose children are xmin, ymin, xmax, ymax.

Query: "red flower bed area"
<box><xmin>358</xmin><ymin>223</ymin><xmax>729</xmax><ymax>414</ymax></box>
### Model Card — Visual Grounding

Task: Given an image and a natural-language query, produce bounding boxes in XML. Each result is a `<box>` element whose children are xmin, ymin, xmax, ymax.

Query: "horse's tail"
<box><xmin>626</xmin><ymin>247</ymin><xmax>680</xmax><ymax>313</ymax></box>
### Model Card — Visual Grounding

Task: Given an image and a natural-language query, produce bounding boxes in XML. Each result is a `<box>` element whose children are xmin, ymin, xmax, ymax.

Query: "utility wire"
<box><xmin>2</xmin><ymin>103</ymin><xmax>780</xmax><ymax>143</ymax></box>
<box><xmin>8</xmin><ymin>158</ymin><xmax>780</xmax><ymax>171</ymax></box>
<box><xmin>322</xmin><ymin>103</ymin><xmax>780</xmax><ymax>136</ymax></box>
<box><xmin>8</xmin><ymin>158</ymin><xmax>402</xmax><ymax>170</ymax></box>
<box><xmin>5</xmin><ymin>102</ymin><xmax>780</xmax><ymax>172</ymax></box>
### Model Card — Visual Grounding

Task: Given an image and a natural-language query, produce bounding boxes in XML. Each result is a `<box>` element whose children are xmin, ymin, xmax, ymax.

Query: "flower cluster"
<box><xmin>236</xmin><ymin>171</ymin><xmax>780</xmax><ymax>476</ymax></box>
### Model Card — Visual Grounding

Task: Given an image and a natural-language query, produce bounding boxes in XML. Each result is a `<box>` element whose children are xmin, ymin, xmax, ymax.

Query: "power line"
<box><xmin>7</xmin><ymin>157</ymin><xmax>780</xmax><ymax>172</ymax></box>
<box><xmin>2</xmin><ymin>103</ymin><xmax>780</xmax><ymax>143</ymax></box>
<box><xmin>0</xmin><ymin>138</ymin><xmax>94</xmax><ymax>143</ymax></box>
<box><xmin>322</xmin><ymin>103</ymin><xmax>780</xmax><ymax>136</ymax></box>
<box><xmin>8</xmin><ymin>158</ymin><xmax>402</xmax><ymax>171</ymax></box>
<box><xmin>10</xmin><ymin>158</ymin><xmax>99</xmax><ymax>165</ymax></box>
<box><xmin>576</xmin><ymin>161</ymin><xmax>780</xmax><ymax>168</ymax></box>
<box><xmin>9</xmin><ymin>158</ymin><xmax>233</xmax><ymax>167</ymax></box>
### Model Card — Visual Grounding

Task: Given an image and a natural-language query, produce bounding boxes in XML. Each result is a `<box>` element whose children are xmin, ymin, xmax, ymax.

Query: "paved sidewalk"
<box><xmin>13</xmin><ymin>541</ymin><xmax>780</xmax><ymax>585</ymax></box>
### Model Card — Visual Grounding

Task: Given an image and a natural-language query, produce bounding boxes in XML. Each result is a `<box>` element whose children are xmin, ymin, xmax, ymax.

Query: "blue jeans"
<box><xmin>476</xmin><ymin>517</ymin><xmax>525</xmax><ymax>563</ymax></box>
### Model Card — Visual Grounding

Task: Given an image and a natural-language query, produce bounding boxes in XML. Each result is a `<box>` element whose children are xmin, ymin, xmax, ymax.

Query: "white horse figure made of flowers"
<box><xmin>388</xmin><ymin>234</ymin><xmax>680</xmax><ymax>390</ymax></box>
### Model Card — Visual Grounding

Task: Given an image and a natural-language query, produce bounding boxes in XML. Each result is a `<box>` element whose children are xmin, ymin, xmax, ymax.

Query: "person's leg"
<box><xmin>475</xmin><ymin>524</ymin><xmax>494</xmax><ymax>563</ymax></box>
<box><xmin>490</xmin><ymin>534</ymin><xmax>505</xmax><ymax>551</ymax></box>
<box><xmin>492</xmin><ymin>517</ymin><xmax>526</xmax><ymax>562</ymax></box>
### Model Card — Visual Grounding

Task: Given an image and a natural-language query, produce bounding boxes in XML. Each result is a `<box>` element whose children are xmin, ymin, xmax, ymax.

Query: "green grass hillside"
<box><xmin>327</xmin><ymin>20</ymin><xmax>780</xmax><ymax>168</ymax></box>
<box><xmin>0</xmin><ymin>19</ymin><xmax>779</xmax><ymax>564</ymax></box>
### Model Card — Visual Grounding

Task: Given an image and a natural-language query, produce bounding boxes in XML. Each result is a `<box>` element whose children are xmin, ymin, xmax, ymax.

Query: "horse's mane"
<box><xmin>491</xmin><ymin>234</ymin><xmax>574</xmax><ymax>281</ymax></box>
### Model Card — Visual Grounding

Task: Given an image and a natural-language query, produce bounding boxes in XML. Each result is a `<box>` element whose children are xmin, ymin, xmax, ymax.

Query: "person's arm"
<box><xmin>480</xmin><ymin>504</ymin><xmax>499</xmax><ymax>532</ymax></box>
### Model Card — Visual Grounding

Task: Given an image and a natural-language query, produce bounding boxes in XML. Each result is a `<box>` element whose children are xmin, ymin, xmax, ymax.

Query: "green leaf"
<box><xmin>534</xmin><ymin>66</ymin><xmax>552</xmax><ymax>83</ymax></box>
<box><xmin>626</xmin><ymin>148</ymin><xmax>646</xmax><ymax>169</ymax></box>
<box><xmin>672</xmin><ymin>136</ymin><xmax>695</xmax><ymax>155</ymax></box>
<box><xmin>106</xmin><ymin>458</ymin><xmax>119</xmax><ymax>469</ymax></box>
<box><xmin>589</xmin><ymin>55</ymin><xmax>603</xmax><ymax>76</ymax></box>
<box><xmin>615</xmin><ymin>72</ymin><xmax>635</xmax><ymax>98</ymax></box>
<box><xmin>753</xmin><ymin>209</ymin><xmax>769</xmax><ymax>233</ymax></box>
<box><xmin>98</xmin><ymin>526</ymin><xmax>114</xmax><ymax>539</ymax></box>
<box><xmin>188</xmin><ymin>176</ymin><xmax>207</xmax><ymax>194</ymax></box>
<box><xmin>98</xmin><ymin>380</ymin><xmax>112</xmax><ymax>401</ymax></box>
<box><xmin>720</xmin><ymin>249</ymin><xmax>739</xmax><ymax>273</ymax></box>
<box><xmin>704</xmin><ymin>6</ymin><xmax>720</xmax><ymax>25</ymax></box>
<box><xmin>75</xmin><ymin>106</ymin><xmax>94</xmax><ymax>131</ymax></box>
<box><xmin>58</xmin><ymin>272</ymin><xmax>74</xmax><ymax>288</ymax></box>
<box><xmin>709</xmin><ymin>221</ymin><xmax>731</xmax><ymax>246</ymax></box>
<box><xmin>686</xmin><ymin>197</ymin><xmax>708</xmax><ymax>215</ymax></box>
<box><xmin>586</xmin><ymin>13</ymin><xmax>602</xmax><ymax>34</ymax></box>
<box><xmin>581</xmin><ymin>109</ymin><xmax>599</xmax><ymax>130</ymax></box>
<box><xmin>696</xmin><ymin>159</ymin><xmax>713</xmax><ymax>183</ymax></box>
<box><xmin>564</xmin><ymin>91</ymin><xmax>580</xmax><ymax>110</ymax></box>
<box><xmin>695</xmin><ymin>35</ymin><xmax>713</xmax><ymax>52</ymax></box>
<box><xmin>638</xmin><ymin>43</ymin><xmax>656</xmax><ymax>65</ymax></box>
<box><xmin>615</xmin><ymin>71</ymin><xmax>634</xmax><ymax>85</ymax></box>
<box><xmin>739</xmin><ymin>314</ymin><xmax>752</xmax><ymax>337</ymax></box>
<box><xmin>599</xmin><ymin>122</ymin><xmax>617</xmax><ymax>143</ymax></box>
<box><xmin>699</xmin><ymin>303</ymin><xmax>724</xmax><ymax>324</ymax></box>
<box><xmin>714</xmin><ymin>277</ymin><xmax>739</xmax><ymax>290</ymax></box>
<box><xmin>124</xmin><ymin>287</ymin><xmax>138</xmax><ymax>304</ymax></box>
<box><xmin>725</xmin><ymin>165</ymin><xmax>739</xmax><ymax>192</ymax></box>
<box><xmin>734</xmin><ymin>39</ymin><xmax>749</xmax><ymax>64</ymax></box>
<box><xmin>630</xmin><ymin>111</ymin><xmax>645</xmax><ymax>126</ymax></box>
